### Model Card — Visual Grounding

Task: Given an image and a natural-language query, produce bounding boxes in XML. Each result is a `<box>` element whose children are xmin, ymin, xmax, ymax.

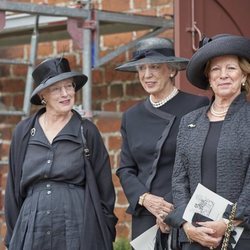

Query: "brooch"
<box><xmin>30</xmin><ymin>128</ymin><xmax>36</xmax><ymax>136</ymax></box>
<box><xmin>188</xmin><ymin>123</ymin><xmax>196</xmax><ymax>128</ymax></box>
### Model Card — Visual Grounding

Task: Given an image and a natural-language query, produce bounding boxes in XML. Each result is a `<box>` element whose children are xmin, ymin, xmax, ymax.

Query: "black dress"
<box><xmin>9</xmin><ymin>113</ymin><xmax>86</xmax><ymax>250</ymax></box>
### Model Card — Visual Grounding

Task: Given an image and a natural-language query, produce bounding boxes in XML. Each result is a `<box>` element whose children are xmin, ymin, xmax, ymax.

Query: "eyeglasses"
<box><xmin>48</xmin><ymin>82</ymin><xmax>76</xmax><ymax>95</ymax></box>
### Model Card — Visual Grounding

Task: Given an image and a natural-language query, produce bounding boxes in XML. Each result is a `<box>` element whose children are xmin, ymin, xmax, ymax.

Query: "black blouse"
<box><xmin>21</xmin><ymin>113</ymin><xmax>85</xmax><ymax>196</ymax></box>
<box><xmin>201</xmin><ymin>121</ymin><xmax>223</xmax><ymax>192</ymax></box>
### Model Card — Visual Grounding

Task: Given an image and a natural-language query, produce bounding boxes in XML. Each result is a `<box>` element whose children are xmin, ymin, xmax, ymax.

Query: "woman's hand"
<box><xmin>156</xmin><ymin>217</ymin><xmax>171</xmax><ymax>234</ymax></box>
<box><xmin>196</xmin><ymin>219</ymin><xmax>227</xmax><ymax>238</ymax></box>
<box><xmin>183</xmin><ymin>222</ymin><xmax>222</xmax><ymax>249</ymax></box>
<box><xmin>142</xmin><ymin>193</ymin><xmax>173</xmax><ymax>221</ymax></box>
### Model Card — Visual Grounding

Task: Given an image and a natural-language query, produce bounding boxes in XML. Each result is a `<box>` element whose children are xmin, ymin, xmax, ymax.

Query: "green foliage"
<box><xmin>113</xmin><ymin>238</ymin><xmax>131</xmax><ymax>250</ymax></box>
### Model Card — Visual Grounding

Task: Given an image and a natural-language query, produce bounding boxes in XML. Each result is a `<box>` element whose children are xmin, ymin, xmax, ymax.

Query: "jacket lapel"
<box><xmin>144</xmin><ymin>98</ymin><xmax>176</xmax><ymax>189</ymax></box>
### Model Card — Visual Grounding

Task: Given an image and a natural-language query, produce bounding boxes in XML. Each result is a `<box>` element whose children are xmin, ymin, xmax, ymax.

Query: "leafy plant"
<box><xmin>113</xmin><ymin>238</ymin><xmax>131</xmax><ymax>250</ymax></box>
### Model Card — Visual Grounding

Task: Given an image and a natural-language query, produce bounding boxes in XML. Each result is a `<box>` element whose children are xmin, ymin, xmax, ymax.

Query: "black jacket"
<box><xmin>4</xmin><ymin>108</ymin><xmax>117</xmax><ymax>249</ymax></box>
<box><xmin>166</xmin><ymin>92</ymin><xmax>250</xmax><ymax>241</ymax></box>
<box><xmin>117</xmin><ymin>91</ymin><xmax>209</xmax><ymax>215</ymax></box>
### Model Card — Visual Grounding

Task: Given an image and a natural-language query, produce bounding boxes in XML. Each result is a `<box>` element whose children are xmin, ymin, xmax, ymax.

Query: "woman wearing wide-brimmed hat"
<box><xmin>165</xmin><ymin>34</ymin><xmax>250</xmax><ymax>250</ymax></box>
<box><xmin>4</xmin><ymin>57</ymin><xmax>117</xmax><ymax>250</ymax></box>
<box><xmin>116</xmin><ymin>37</ymin><xmax>209</xmax><ymax>249</ymax></box>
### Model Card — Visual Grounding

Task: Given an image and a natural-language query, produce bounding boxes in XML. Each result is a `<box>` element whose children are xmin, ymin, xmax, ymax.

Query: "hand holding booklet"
<box><xmin>183</xmin><ymin>183</ymin><xmax>244</xmax><ymax>248</ymax></box>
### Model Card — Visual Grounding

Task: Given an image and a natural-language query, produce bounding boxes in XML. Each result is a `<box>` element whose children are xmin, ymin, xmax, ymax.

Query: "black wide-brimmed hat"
<box><xmin>30</xmin><ymin>57</ymin><xmax>88</xmax><ymax>105</ymax></box>
<box><xmin>115</xmin><ymin>37</ymin><xmax>189</xmax><ymax>72</ymax></box>
<box><xmin>187</xmin><ymin>34</ymin><xmax>250</xmax><ymax>89</ymax></box>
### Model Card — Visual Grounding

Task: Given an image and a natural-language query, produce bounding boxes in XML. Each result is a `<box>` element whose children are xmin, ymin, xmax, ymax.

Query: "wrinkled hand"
<box><xmin>196</xmin><ymin>219</ymin><xmax>227</xmax><ymax>238</ymax></box>
<box><xmin>143</xmin><ymin>193</ymin><xmax>173</xmax><ymax>221</ymax></box>
<box><xmin>183</xmin><ymin>222</ymin><xmax>222</xmax><ymax>249</ymax></box>
<box><xmin>156</xmin><ymin>217</ymin><xmax>171</xmax><ymax>234</ymax></box>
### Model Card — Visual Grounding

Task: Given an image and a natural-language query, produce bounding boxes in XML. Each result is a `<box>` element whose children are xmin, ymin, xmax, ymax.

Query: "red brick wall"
<box><xmin>0</xmin><ymin>0</ymin><xmax>174</xmax><ymax>247</ymax></box>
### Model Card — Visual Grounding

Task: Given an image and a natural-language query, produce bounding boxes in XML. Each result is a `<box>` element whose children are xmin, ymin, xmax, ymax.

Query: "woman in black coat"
<box><xmin>4</xmin><ymin>57</ymin><xmax>117</xmax><ymax>250</ymax></box>
<box><xmin>116</xmin><ymin>37</ymin><xmax>209</xmax><ymax>249</ymax></box>
<box><xmin>165</xmin><ymin>34</ymin><xmax>250</xmax><ymax>250</ymax></box>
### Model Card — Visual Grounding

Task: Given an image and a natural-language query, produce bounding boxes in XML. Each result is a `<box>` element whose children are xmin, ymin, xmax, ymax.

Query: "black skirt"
<box><xmin>9</xmin><ymin>181</ymin><xmax>85</xmax><ymax>250</ymax></box>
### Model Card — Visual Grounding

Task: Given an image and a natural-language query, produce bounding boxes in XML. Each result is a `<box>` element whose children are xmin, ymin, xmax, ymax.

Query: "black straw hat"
<box><xmin>187</xmin><ymin>34</ymin><xmax>250</xmax><ymax>89</ymax></box>
<box><xmin>115</xmin><ymin>37</ymin><xmax>189</xmax><ymax>72</ymax></box>
<box><xmin>30</xmin><ymin>57</ymin><xmax>88</xmax><ymax>105</ymax></box>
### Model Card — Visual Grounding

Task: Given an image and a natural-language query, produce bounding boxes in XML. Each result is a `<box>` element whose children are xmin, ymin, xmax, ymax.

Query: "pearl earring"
<box><xmin>41</xmin><ymin>98</ymin><xmax>47</xmax><ymax>105</ymax></box>
<box><xmin>242</xmin><ymin>82</ymin><xmax>246</xmax><ymax>86</ymax></box>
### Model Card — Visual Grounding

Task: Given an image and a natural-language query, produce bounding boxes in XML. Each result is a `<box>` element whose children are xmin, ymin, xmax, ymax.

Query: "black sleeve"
<box><xmin>83</xmin><ymin>119</ymin><xmax>118</xmax><ymax>240</ymax></box>
<box><xmin>116</xmin><ymin>113</ymin><xmax>148</xmax><ymax>215</ymax></box>
<box><xmin>4</xmin><ymin>126</ymin><xmax>23</xmax><ymax>247</ymax></box>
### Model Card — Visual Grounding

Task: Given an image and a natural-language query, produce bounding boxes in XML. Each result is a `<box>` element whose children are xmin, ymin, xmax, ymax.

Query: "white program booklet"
<box><xmin>130</xmin><ymin>224</ymin><xmax>158</xmax><ymax>250</ymax></box>
<box><xmin>183</xmin><ymin>183</ymin><xmax>244</xmax><ymax>248</ymax></box>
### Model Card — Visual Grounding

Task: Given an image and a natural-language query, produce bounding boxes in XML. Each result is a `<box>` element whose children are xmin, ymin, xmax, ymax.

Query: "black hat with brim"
<box><xmin>30</xmin><ymin>57</ymin><xmax>88</xmax><ymax>105</ymax></box>
<box><xmin>186</xmin><ymin>34</ymin><xmax>250</xmax><ymax>89</ymax></box>
<box><xmin>115</xmin><ymin>37</ymin><xmax>189</xmax><ymax>72</ymax></box>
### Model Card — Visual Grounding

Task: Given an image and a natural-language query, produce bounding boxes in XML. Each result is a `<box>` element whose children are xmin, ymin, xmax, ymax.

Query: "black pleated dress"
<box><xmin>9</xmin><ymin>113</ymin><xmax>86</xmax><ymax>250</ymax></box>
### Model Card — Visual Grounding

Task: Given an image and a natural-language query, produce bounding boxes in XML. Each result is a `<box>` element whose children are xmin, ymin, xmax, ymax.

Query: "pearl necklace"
<box><xmin>149</xmin><ymin>87</ymin><xmax>179</xmax><ymax>108</ymax></box>
<box><xmin>210</xmin><ymin>102</ymin><xmax>229</xmax><ymax>117</ymax></box>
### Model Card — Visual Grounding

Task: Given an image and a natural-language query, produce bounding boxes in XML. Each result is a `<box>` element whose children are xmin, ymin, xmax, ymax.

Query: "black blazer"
<box><xmin>117</xmin><ymin>91</ymin><xmax>209</xmax><ymax>216</ymax></box>
<box><xmin>167</xmin><ymin>92</ymin><xmax>250</xmax><ymax>239</ymax></box>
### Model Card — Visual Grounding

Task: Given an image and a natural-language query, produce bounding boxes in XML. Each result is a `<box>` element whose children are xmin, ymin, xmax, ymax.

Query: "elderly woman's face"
<box><xmin>208</xmin><ymin>55</ymin><xmax>246</xmax><ymax>99</ymax></box>
<box><xmin>40</xmin><ymin>78</ymin><xmax>75</xmax><ymax>114</ymax></box>
<box><xmin>136</xmin><ymin>63</ymin><xmax>175</xmax><ymax>98</ymax></box>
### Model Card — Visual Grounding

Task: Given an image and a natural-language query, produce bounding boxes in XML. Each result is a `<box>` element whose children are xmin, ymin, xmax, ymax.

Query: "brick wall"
<box><xmin>0</xmin><ymin>0</ymin><xmax>174</xmax><ymax>247</ymax></box>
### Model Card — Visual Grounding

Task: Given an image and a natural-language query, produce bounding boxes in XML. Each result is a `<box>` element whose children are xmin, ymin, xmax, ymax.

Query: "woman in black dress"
<box><xmin>116</xmin><ymin>37</ymin><xmax>209</xmax><ymax>249</ymax></box>
<box><xmin>165</xmin><ymin>34</ymin><xmax>250</xmax><ymax>250</ymax></box>
<box><xmin>4</xmin><ymin>57</ymin><xmax>117</xmax><ymax>250</ymax></box>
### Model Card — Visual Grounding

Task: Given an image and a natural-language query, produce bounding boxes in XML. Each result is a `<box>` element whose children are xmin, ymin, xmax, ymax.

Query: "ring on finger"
<box><xmin>160</xmin><ymin>211</ymin><xmax>168</xmax><ymax>219</ymax></box>
<box><xmin>159</xmin><ymin>214</ymin><xmax>165</xmax><ymax>220</ymax></box>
